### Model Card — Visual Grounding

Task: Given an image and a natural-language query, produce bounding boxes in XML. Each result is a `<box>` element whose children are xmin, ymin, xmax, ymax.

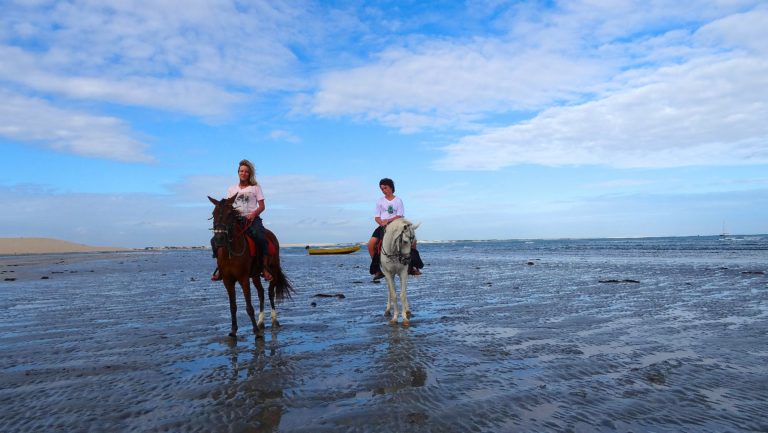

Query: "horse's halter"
<box><xmin>210</xmin><ymin>201</ymin><xmax>247</xmax><ymax>257</ymax></box>
<box><xmin>382</xmin><ymin>224</ymin><xmax>414</xmax><ymax>266</ymax></box>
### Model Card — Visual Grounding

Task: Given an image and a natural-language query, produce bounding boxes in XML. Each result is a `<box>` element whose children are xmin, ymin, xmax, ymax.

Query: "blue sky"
<box><xmin>1</xmin><ymin>0</ymin><xmax>767</xmax><ymax>248</ymax></box>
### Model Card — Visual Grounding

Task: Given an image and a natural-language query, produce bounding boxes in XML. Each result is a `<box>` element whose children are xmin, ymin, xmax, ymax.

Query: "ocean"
<box><xmin>1</xmin><ymin>235</ymin><xmax>766</xmax><ymax>432</ymax></box>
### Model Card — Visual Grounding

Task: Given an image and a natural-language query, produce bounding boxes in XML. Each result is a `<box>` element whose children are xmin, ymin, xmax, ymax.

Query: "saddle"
<box><xmin>245</xmin><ymin>236</ymin><xmax>278</xmax><ymax>257</ymax></box>
<box><xmin>234</xmin><ymin>218</ymin><xmax>278</xmax><ymax>257</ymax></box>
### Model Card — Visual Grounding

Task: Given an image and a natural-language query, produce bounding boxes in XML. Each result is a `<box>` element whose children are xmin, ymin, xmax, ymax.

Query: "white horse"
<box><xmin>380</xmin><ymin>218</ymin><xmax>419</xmax><ymax>326</ymax></box>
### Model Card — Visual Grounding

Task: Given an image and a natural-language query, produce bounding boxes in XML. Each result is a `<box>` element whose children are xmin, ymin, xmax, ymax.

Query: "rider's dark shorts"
<box><xmin>239</xmin><ymin>216</ymin><xmax>268</xmax><ymax>254</ymax></box>
<box><xmin>371</xmin><ymin>226</ymin><xmax>385</xmax><ymax>239</ymax></box>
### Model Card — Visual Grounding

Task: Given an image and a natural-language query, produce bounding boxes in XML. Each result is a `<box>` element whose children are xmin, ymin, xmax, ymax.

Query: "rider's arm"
<box><xmin>249</xmin><ymin>199</ymin><xmax>265</xmax><ymax>220</ymax></box>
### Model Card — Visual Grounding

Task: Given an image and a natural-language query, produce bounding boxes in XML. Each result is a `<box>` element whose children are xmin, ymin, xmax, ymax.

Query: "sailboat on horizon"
<box><xmin>719</xmin><ymin>222</ymin><xmax>741</xmax><ymax>241</ymax></box>
<box><xmin>719</xmin><ymin>221</ymin><xmax>730</xmax><ymax>238</ymax></box>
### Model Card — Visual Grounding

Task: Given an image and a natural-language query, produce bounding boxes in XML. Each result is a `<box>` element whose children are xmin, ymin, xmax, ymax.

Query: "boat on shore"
<box><xmin>306</xmin><ymin>245</ymin><xmax>361</xmax><ymax>255</ymax></box>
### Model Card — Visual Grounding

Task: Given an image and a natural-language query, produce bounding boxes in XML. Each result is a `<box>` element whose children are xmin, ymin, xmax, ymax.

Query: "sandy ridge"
<box><xmin>0</xmin><ymin>237</ymin><xmax>129</xmax><ymax>255</ymax></box>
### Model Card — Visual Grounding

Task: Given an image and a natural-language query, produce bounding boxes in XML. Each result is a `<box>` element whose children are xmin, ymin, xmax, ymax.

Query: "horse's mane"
<box><xmin>388</xmin><ymin>218</ymin><xmax>411</xmax><ymax>230</ymax></box>
<box><xmin>383</xmin><ymin>218</ymin><xmax>414</xmax><ymax>254</ymax></box>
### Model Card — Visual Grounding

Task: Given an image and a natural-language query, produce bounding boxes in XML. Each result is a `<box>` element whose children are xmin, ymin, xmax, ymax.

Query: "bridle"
<box><xmin>382</xmin><ymin>224</ymin><xmax>413</xmax><ymax>266</ymax></box>
<box><xmin>210</xmin><ymin>202</ymin><xmax>248</xmax><ymax>257</ymax></box>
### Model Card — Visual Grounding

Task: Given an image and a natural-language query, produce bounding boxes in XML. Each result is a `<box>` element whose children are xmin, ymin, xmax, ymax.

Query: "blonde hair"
<box><xmin>238</xmin><ymin>159</ymin><xmax>258</xmax><ymax>186</ymax></box>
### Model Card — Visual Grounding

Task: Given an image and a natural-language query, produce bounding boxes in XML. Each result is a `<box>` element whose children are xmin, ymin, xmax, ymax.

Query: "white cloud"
<box><xmin>583</xmin><ymin>179</ymin><xmax>656</xmax><ymax>189</ymax></box>
<box><xmin>166</xmin><ymin>174</ymin><xmax>373</xmax><ymax>243</ymax></box>
<box><xmin>269</xmin><ymin>129</ymin><xmax>301</xmax><ymax>143</ymax></box>
<box><xmin>0</xmin><ymin>89</ymin><xmax>153</xmax><ymax>162</ymax></box>
<box><xmin>0</xmin><ymin>173</ymin><xmax>372</xmax><ymax>248</ymax></box>
<box><xmin>0</xmin><ymin>48</ymin><xmax>246</xmax><ymax>117</ymax></box>
<box><xmin>435</xmin><ymin>54</ymin><xmax>768</xmax><ymax>169</ymax></box>
<box><xmin>0</xmin><ymin>184</ymin><xmax>207</xmax><ymax>248</ymax></box>
<box><xmin>311</xmin><ymin>40</ymin><xmax>607</xmax><ymax>131</ymax></box>
<box><xmin>308</xmin><ymin>3</ymin><xmax>768</xmax><ymax>168</ymax></box>
<box><xmin>0</xmin><ymin>0</ymin><xmax>322</xmax><ymax>161</ymax></box>
<box><xmin>0</xmin><ymin>1</ymin><xmax>309</xmax><ymax>117</ymax></box>
<box><xmin>173</xmin><ymin>174</ymin><xmax>368</xmax><ymax>208</ymax></box>
<box><xmin>694</xmin><ymin>6</ymin><xmax>768</xmax><ymax>55</ymax></box>
<box><xmin>308</xmin><ymin>1</ymin><xmax>761</xmax><ymax>131</ymax></box>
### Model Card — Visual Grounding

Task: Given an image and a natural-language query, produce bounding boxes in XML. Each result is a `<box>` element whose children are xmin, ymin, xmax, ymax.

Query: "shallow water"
<box><xmin>1</xmin><ymin>237</ymin><xmax>767</xmax><ymax>432</ymax></box>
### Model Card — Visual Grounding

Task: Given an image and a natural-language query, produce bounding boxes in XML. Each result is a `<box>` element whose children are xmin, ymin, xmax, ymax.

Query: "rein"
<box><xmin>382</xmin><ymin>225</ymin><xmax>411</xmax><ymax>266</ymax></box>
<box><xmin>211</xmin><ymin>206</ymin><xmax>248</xmax><ymax>258</ymax></box>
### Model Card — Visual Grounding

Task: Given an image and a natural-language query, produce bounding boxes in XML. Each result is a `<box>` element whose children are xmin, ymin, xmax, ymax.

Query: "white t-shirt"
<box><xmin>375</xmin><ymin>196</ymin><xmax>404</xmax><ymax>220</ymax></box>
<box><xmin>227</xmin><ymin>184</ymin><xmax>265</xmax><ymax>216</ymax></box>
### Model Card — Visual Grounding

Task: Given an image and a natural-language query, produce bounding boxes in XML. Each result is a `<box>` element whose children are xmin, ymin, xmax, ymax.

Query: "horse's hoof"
<box><xmin>257</xmin><ymin>322</ymin><xmax>265</xmax><ymax>330</ymax></box>
<box><xmin>389</xmin><ymin>319</ymin><xmax>398</xmax><ymax>325</ymax></box>
<box><xmin>272</xmin><ymin>320</ymin><xmax>280</xmax><ymax>327</ymax></box>
<box><xmin>384</xmin><ymin>310</ymin><xmax>391</xmax><ymax>317</ymax></box>
<box><xmin>228</xmin><ymin>332</ymin><xmax>237</xmax><ymax>338</ymax></box>
<box><xmin>405</xmin><ymin>311</ymin><xmax>412</xmax><ymax>318</ymax></box>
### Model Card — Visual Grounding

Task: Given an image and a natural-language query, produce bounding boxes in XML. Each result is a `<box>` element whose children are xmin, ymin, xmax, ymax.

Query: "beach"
<box><xmin>1</xmin><ymin>237</ymin><xmax>767</xmax><ymax>432</ymax></box>
<box><xmin>0</xmin><ymin>237</ymin><xmax>130</xmax><ymax>255</ymax></box>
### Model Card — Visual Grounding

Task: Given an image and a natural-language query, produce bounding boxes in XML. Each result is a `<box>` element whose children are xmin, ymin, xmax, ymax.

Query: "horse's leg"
<box><xmin>252</xmin><ymin>276</ymin><xmax>266</xmax><ymax>332</ymax></box>
<box><xmin>240</xmin><ymin>277</ymin><xmax>260</xmax><ymax>337</ymax></box>
<box><xmin>384</xmin><ymin>272</ymin><xmax>398</xmax><ymax>325</ymax></box>
<box><xmin>382</xmin><ymin>260</ymin><xmax>392</xmax><ymax>317</ymax></box>
<box><xmin>384</xmin><ymin>279</ymin><xmax>392</xmax><ymax>318</ymax></box>
<box><xmin>223</xmin><ymin>279</ymin><xmax>238</xmax><ymax>337</ymax></box>
<box><xmin>268</xmin><ymin>281</ymin><xmax>279</xmax><ymax>327</ymax></box>
<box><xmin>399</xmin><ymin>268</ymin><xmax>410</xmax><ymax>326</ymax></box>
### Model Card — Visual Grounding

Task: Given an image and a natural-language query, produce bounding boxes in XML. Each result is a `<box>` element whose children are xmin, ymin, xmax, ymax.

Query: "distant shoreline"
<box><xmin>0</xmin><ymin>238</ymin><xmax>130</xmax><ymax>255</ymax></box>
<box><xmin>3</xmin><ymin>234</ymin><xmax>763</xmax><ymax>256</ymax></box>
<box><xmin>0</xmin><ymin>238</ymin><xmax>366</xmax><ymax>255</ymax></box>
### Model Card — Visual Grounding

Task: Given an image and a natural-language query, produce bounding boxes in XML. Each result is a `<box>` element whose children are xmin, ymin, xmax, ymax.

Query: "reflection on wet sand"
<box><xmin>215</xmin><ymin>330</ymin><xmax>284</xmax><ymax>430</ymax></box>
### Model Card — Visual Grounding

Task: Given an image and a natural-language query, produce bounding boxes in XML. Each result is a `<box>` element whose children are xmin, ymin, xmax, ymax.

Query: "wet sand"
<box><xmin>1</xmin><ymin>243</ymin><xmax>767</xmax><ymax>432</ymax></box>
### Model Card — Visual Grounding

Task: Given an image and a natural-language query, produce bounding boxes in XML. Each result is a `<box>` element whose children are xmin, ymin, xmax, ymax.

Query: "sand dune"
<box><xmin>0</xmin><ymin>237</ymin><xmax>129</xmax><ymax>255</ymax></box>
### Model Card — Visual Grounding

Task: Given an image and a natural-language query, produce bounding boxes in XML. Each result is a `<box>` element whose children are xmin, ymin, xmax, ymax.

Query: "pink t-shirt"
<box><xmin>227</xmin><ymin>184</ymin><xmax>265</xmax><ymax>216</ymax></box>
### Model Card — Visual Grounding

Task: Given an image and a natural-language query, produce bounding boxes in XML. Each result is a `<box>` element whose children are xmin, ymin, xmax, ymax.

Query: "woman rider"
<box><xmin>211</xmin><ymin>159</ymin><xmax>272</xmax><ymax>281</ymax></box>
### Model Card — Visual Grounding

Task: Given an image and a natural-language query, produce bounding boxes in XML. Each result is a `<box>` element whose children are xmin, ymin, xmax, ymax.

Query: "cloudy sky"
<box><xmin>1</xmin><ymin>0</ymin><xmax>767</xmax><ymax>248</ymax></box>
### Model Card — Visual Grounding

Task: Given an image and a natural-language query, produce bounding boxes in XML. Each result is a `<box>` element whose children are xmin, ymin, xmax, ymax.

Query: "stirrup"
<box><xmin>211</xmin><ymin>269</ymin><xmax>222</xmax><ymax>281</ymax></box>
<box><xmin>261</xmin><ymin>270</ymin><xmax>273</xmax><ymax>281</ymax></box>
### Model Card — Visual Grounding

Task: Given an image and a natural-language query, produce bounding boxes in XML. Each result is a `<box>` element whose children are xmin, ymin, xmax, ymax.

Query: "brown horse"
<box><xmin>208</xmin><ymin>195</ymin><xmax>293</xmax><ymax>338</ymax></box>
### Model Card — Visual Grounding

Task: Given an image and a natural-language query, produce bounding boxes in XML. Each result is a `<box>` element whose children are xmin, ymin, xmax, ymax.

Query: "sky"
<box><xmin>1</xmin><ymin>0</ymin><xmax>767</xmax><ymax>248</ymax></box>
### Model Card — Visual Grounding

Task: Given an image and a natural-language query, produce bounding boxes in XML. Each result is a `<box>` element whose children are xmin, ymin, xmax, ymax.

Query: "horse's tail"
<box><xmin>271</xmin><ymin>261</ymin><xmax>294</xmax><ymax>302</ymax></box>
<box><xmin>266</xmin><ymin>230</ymin><xmax>294</xmax><ymax>302</ymax></box>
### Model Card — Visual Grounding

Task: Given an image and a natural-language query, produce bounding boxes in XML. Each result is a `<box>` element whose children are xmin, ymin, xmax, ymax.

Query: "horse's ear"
<box><xmin>412</xmin><ymin>222</ymin><xmax>421</xmax><ymax>231</ymax></box>
<box><xmin>225</xmin><ymin>194</ymin><xmax>238</xmax><ymax>204</ymax></box>
<box><xmin>208</xmin><ymin>196</ymin><xmax>219</xmax><ymax>205</ymax></box>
